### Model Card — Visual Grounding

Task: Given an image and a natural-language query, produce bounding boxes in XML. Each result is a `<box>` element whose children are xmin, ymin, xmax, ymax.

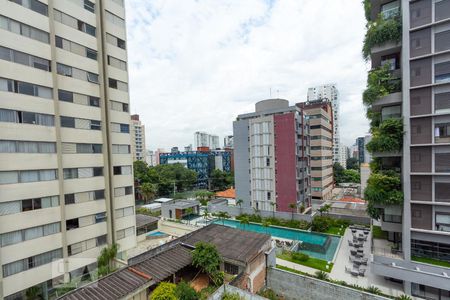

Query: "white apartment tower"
<box><xmin>130</xmin><ymin>114</ymin><xmax>146</xmax><ymax>161</ymax></box>
<box><xmin>194</xmin><ymin>131</ymin><xmax>220</xmax><ymax>150</ymax></box>
<box><xmin>0</xmin><ymin>0</ymin><xmax>136</xmax><ymax>299</ymax></box>
<box><xmin>307</xmin><ymin>84</ymin><xmax>340</xmax><ymax>164</ymax></box>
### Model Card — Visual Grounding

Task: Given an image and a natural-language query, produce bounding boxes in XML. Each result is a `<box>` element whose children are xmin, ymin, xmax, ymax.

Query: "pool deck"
<box><xmin>278</xmin><ymin>228</ymin><xmax>405</xmax><ymax>298</ymax></box>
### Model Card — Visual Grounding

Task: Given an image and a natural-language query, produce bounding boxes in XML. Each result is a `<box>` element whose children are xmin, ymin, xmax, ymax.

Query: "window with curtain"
<box><xmin>0</xmin><ymin>109</ymin><xmax>18</xmax><ymax>123</ymax></box>
<box><xmin>20</xmin><ymin>170</ymin><xmax>39</xmax><ymax>183</ymax></box>
<box><xmin>1</xmin><ymin>230</ymin><xmax>22</xmax><ymax>247</ymax></box>
<box><xmin>39</xmin><ymin>170</ymin><xmax>56</xmax><ymax>181</ymax></box>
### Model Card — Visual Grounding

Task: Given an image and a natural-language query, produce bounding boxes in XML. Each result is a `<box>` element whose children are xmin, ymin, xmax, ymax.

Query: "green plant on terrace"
<box><xmin>366</xmin><ymin>118</ymin><xmax>404</xmax><ymax>153</ymax></box>
<box><xmin>364</xmin><ymin>172</ymin><xmax>403</xmax><ymax>207</ymax></box>
<box><xmin>362</xmin><ymin>14</ymin><xmax>402</xmax><ymax>60</ymax></box>
<box><xmin>363</xmin><ymin>0</ymin><xmax>371</xmax><ymax>21</ymax></box>
<box><xmin>363</xmin><ymin>63</ymin><xmax>401</xmax><ymax>106</ymax></box>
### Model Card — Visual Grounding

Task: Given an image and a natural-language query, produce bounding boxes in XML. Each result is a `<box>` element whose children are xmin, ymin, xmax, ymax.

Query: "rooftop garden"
<box><xmin>412</xmin><ymin>256</ymin><xmax>450</xmax><ymax>269</ymax></box>
<box><xmin>362</xmin><ymin>12</ymin><xmax>402</xmax><ymax>60</ymax></box>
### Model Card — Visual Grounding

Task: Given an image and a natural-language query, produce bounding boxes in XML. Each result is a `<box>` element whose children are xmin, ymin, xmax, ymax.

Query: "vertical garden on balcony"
<box><xmin>362</xmin><ymin>1</ymin><xmax>404</xmax><ymax>219</ymax></box>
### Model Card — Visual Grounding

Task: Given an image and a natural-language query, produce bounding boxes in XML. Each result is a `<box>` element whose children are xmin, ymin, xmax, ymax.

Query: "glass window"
<box><xmin>86</xmin><ymin>48</ymin><xmax>97</xmax><ymax>60</ymax></box>
<box><xmin>84</xmin><ymin>23</ymin><xmax>96</xmax><ymax>36</ymax></box>
<box><xmin>60</xmin><ymin>116</ymin><xmax>75</xmax><ymax>128</ymax></box>
<box><xmin>120</xmin><ymin>124</ymin><xmax>129</xmax><ymax>133</ymax></box>
<box><xmin>435</xmin><ymin>61</ymin><xmax>450</xmax><ymax>84</ymax></box>
<box><xmin>58</xmin><ymin>90</ymin><xmax>73</xmax><ymax>102</ymax></box>
<box><xmin>87</xmin><ymin>72</ymin><xmax>98</xmax><ymax>83</ymax></box>
<box><xmin>65</xmin><ymin>194</ymin><xmax>75</xmax><ymax>205</ymax></box>
<box><xmin>95</xmin><ymin>212</ymin><xmax>106</xmax><ymax>223</ymax></box>
<box><xmin>89</xmin><ymin>96</ymin><xmax>99</xmax><ymax>107</ymax></box>
<box><xmin>84</xmin><ymin>0</ymin><xmax>95</xmax><ymax>13</ymax></box>
<box><xmin>93</xmin><ymin>167</ymin><xmax>103</xmax><ymax>176</ymax></box>
<box><xmin>90</xmin><ymin>120</ymin><xmax>101</xmax><ymax>130</ymax></box>
<box><xmin>0</xmin><ymin>46</ymin><xmax>11</xmax><ymax>61</ymax></box>
<box><xmin>57</xmin><ymin>64</ymin><xmax>72</xmax><ymax>77</ymax></box>
<box><xmin>94</xmin><ymin>190</ymin><xmax>104</xmax><ymax>200</ymax></box>
<box><xmin>17</xmin><ymin>81</ymin><xmax>34</xmax><ymax>96</ymax></box>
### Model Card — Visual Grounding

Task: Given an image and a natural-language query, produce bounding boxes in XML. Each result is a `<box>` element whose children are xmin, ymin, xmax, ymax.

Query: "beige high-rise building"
<box><xmin>130</xmin><ymin>114</ymin><xmax>146</xmax><ymax>161</ymax></box>
<box><xmin>297</xmin><ymin>100</ymin><xmax>333</xmax><ymax>201</ymax></box>
<box><xmin>0</xmin><ymin>0</ymin><xmax>136</xmax><ymax>298</ymax></box>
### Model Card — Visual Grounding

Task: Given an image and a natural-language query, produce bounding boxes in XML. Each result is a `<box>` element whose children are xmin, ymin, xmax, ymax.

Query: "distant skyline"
<box><xmin>125</xmin><ymin>0</ymin><xmax>370</xmax><ymax>150</ymax></box>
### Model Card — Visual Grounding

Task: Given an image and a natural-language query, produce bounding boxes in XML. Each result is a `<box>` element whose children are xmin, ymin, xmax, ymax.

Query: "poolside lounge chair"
<box><xmin>350</xmin><ymin>249</ymin><xmax>357</xmax><ymax>256</ymax></box>
<box><xmin>348</xmin><ymin>240</ymin><xmax>354</xmax><ymax>246</ymax></box>
<box><xmin>351</xmin><ymin>268</ymin><xmax>359</xmax><ymax>276</ymax></box>
<box><xmin>359</xmin><ymin>268</ymin><xmax>366</xmax><ymax>276</ymax></box>
<box><xmin>345</xmin><ymin>266</ymin><xmax>352</xmax><ymax>273</ymax></box>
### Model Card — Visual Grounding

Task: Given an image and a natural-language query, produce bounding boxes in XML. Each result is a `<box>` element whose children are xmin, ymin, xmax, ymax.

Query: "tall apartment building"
<box><xmin>297</xmin><ymin>100</ymin><xmax>333</xmax><ymax>201</ymax></box>
<box><xmin>223</xmin><ymin>135</ymin><xmax>234</xmax><ymax>149</ymax></box>
<box><xmin>339</xmin><ymin>144</ymin><xmax>348</xmax><ymax>169</ymax></box>
<box><xmin>366</xmin><ymin>0</ymin><xmax>450</xmax><ymax>297</ymax></box>
<box><xmin>0</xmin><ymin>0</ymin><xmax>136</xmax><ymax>298</ymax></box>
<box><xmin>130</xmin><ymin>114</ymin><xmax>146</xmax><ymax>161</ymax></box>
<box><xmin>307</xmin><ymin>84</ymin><xmax>340</xmax><ymax>164</ymax></box>
<box><xmin>234</xmin><ymin>99</ymin><xmax>310</xmax><ymax>212</ymax></box>
<box><xmin>356</xmin><ymin>135</ymin><xmax>372</xmax><ymax>164</ymax></box>
<box><xmin>194</xmin><ymin>131</ymin><xmax>220</xmax><ymax>150</ymax></box>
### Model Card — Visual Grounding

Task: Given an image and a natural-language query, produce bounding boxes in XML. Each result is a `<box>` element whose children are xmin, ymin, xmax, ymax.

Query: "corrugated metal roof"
<box><xmin>135</xmin><ymin>214</ymin><xmax>159</xmax><ymax>228</ymax></box>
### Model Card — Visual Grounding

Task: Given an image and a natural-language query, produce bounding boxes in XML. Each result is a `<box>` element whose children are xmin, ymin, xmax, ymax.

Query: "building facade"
<box><xmin>0</xmin><ymin>0</ymin><xmax>136</xmax><ymax>298</ymax></box>
<box><xmin>366</xmin><ymin>0</ymin><xmax>450</xmax><ymax>297</ymax></box>
<box><xmin>307</xmin><ymin>84</ymin><xmax>340</xmax><ymax>164</ymax></box>
<box><xmin>194</xmin><ymin>131</ymin><xmax>220</xmax><ymax>150</ymax></box>
<box><xmin>297</xmin><ymin>100</ymin><xmax>333</xmax><ymax>201</ymax></box>
<box><xmin>356</xmin><ymin>136</ymin><xmax>365</xmax><ymax>164</ymax></box>
<box><xmin>339</xmin><ymin>144</ymin><xmax>348</xmax><ymax>169</ymax></box>
<box><xmin>130</xmin><ymin>114</ymin><xmax>146</xmax><ymax>161</ymax></box>
<box><xmin>234</xmin><ymin>99</ymin><xmax>310</xmax><ymax>212</ymax></box>
<box><xmin>159</xmin><ymin>149</ymin><xmax>232</xmax><ymax>188</ymax></box>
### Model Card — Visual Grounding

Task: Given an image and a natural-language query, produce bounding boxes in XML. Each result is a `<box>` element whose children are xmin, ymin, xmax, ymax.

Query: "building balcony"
<box><xmin>367</xmin><ymin>0</ymin><xmax>400</xmax><ymax>22</ymax></box>
<box><xmin>371</xmin><ymin>150</ymin><xmax>402</xmax><ymax>158</ymax></box>
<box><xmin>372</xmin><ymin>92</ymin><xmax>402</xmax><ymax>112</ymax></box>
<box><xmin>371</xmin><ymin>41</ymin><xmax>401</xmax><ymax>69</ymax></box>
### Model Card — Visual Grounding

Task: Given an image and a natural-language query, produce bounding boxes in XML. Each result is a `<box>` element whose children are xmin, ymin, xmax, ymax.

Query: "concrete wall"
<box><xmin>207</xmin><ymin>203</ymin><xmax>312</xmax><ymax>222</ymax></box>
<box><xmin>266</xmin><ymin>268</ymin><xmax>390</xmax><ymax>300</ymax></box>
<box><xmin>233</xmin><ymin>119</ymin><xmax>251</xmax><ymax>207</ymax></box>
<box><xmin>208</xmin><ymin>284</ymin><xmax>268</xmax><ymax>300</ymax></box>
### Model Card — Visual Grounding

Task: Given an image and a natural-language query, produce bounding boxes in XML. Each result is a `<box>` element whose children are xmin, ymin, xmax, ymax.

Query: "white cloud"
<box><xmin>125</xmin><ymin>0</ymin><xmax>370</xmax><ymax>150</ymax></box>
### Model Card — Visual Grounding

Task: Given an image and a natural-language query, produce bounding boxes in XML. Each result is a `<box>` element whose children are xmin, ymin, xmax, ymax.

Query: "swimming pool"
<box><xmin>212</xmin><ymin>219</ymin><xmax>340</xmax><ymax>261</ymax></box>
<box><xmin>147</xmin><ymin>231</ymin><xmax>167</xmax><ymax>237</ymax></box>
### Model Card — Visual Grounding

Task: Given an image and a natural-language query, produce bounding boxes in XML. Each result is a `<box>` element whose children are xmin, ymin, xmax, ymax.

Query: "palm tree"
<box><xmin>269</xmin><ymin>202</ymin><xmax>277</xmax><ymax>218</ymax></box>
<box><xmin>289</xmin><ymin>203</ymin><xmax>297</xmax><ymax>221</ymax></box>
<box><xmin>262</xmin><ymin>220</ymin><xmax>271</xmax><ymax>234</ymax></box>
<box><xmin>236</xmin><ymin>199</ymin><xmax>243</xmax><ymax>216</ymax></box>
<box><xmin>240</xmin><ymin>215</ymin><xmax>250</xmax><ymax>230</ymax></box>
<box><xmin>217</xmin><ymin>211</ymin><xmax>229</xmax><ymax>225</ymax></box>
<box><xmin>202</xmin><ymin>208</ymin><xmax>209</xmax><ymax>220</ymax></box>
<box><xmin>185</xmin><ymin>207</ymin><xmax>194</xmax><ymax>225</ymax></box>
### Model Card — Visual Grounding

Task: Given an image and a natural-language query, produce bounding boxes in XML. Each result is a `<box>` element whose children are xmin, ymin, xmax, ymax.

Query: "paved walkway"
<box><xmin>278</xmin><ymin>228</ymin><xmax>405</xmax><ymax>298</ymax></box>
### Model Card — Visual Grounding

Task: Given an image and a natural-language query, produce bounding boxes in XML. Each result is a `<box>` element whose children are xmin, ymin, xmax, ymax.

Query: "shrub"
<box><xmin>315</xmin><ymin>270</ymin><xmax>329</xmax><ymax>280</ymax></box>
<box><xmin>221</xmin><ymin>292</ymin><xmax>241</xmax><ymax>300</ymax></box>
<box><xmin>362</xmin><ymin>15</ymin><xmax>402</xmax><ymax>60</ymax></box>
<box><xmin>363</xmin><ymin>63</ymin><xmax>400</xmax><ymax>106</ymax></box>
<box><xmin>291</xmin><ymin>252</ymin><xmax>309</xmax><ymax>262</ymax></box>
<box><xmin>366</xmin><ymin>118</ymin><xmax>404</xmax><ymax>153</ymax></box>
<box><xmin>364</xmin><ymin>172</ymin><xmax>403</xmax><ymax>206</ymax></box>
<box><xmin>366</xmin><ymin>286</ymin><xmax>382</xmax><ymax>295</ymax></box>
<box><xmin>311</xmin><ymin>216</ymin><xmax>333</xmax><ymax>232</ymax></box>
<box><xmin>257</xmin><ymin>288</ymin><xmax>280</xmax><ymax>300</ymax></box>
<box><xmin>151</xmin><ymin>282</ymin><xmax>177</xmax><ymax>300</ymax></box>
<box><xmin>174</xmin><ymin>281</ymin><xmax>198</xmax><ymax>300</ymax></box>
<box><xmin>396</xmin><ymin>295</ymin><xmax>412</xmax><ymax>300</ymax></box>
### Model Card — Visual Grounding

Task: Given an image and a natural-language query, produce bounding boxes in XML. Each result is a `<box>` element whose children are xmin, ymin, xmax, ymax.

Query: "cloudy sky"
<box><xmin>125</xmin><ymin>0</ymin><xmax>370</xmax><ymax>151</ymax></box>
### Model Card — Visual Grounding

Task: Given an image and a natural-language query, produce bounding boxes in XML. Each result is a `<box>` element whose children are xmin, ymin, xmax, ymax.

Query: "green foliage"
<box><xmin>97</xmin><ymin>244</ymin><xmax>118</xmax><ymax>277</ymax></box>
<box><xmin>372</xmin><ymin>226</ymin><xmax>388</xmax><ymax>239</ymax></box>
<box><xmin>346</xmin><ymin>157</ymin><xmax>359</xmax><ymax>170</ymax></box>
<box><xmin>318</xmin><ymin>204</ymin><xmax>331</xmax><ymax>216</ymax></box>
<box><xmin>26</xmin><ymin>286</ymin><xmax>42</xmax><ymax>299</ymax></box>
<box><xmin>366</xmin><ymin>286</ymin><xmax>383</xmax><ymax>295</ymax></box>
<box><xmin>210</xmin><ymin>169</ymin><xmax>234</xmax><ymax>191</ymax></box>
<box><xmin>363</xmin><ymin>0</ymin><xmax>371</xmax><ymax>21</ymax></box>
<box><xmin>192</xmin><ymin>242</ymin><xmax>222</xmax><ymax>276</ymax></box>
<box><xmin>362</xmin><ymin>14</ymin><xmax>402</xmax><ymax>60</ymax></box>
<box><xmin>141</xmin><ymin>182</ymin><xmax>158</xmax><ymax>202</ymax></box>
<box><xmin>291</xmin><ymin>252</ymin><xmax>309</xmax><ymax>262</ymax></box>
<box><xmin>315</xmin><ymin>271</ymin><xmax>329</xmax><ymax>280</ymax></box>
<box><xmin>174</xmin><ymin>281</ymin><xmax>199</xmax><ymax>300</ymax></box>
<box><xmin>364</xmin><ymin>172</ymin><xmax>403</xmax><ymax>206</ymax></box>
<box><xmin>366</xmin><ymin>118</ymin><xmax>404</xmax><ymax>153</ymax></box>
<box><xmin>363</xmin><ymin>63</ymin><xmax>400</xmax><ymax>106</ymax></box>
<box><xmin>311</xmin><ymin>216</ymin><xmax>332</xmax><ymax>232</ymax></box>
<box><xmin>134</xmin><ymin>162</ymin><xmax>198</xmax><ymax>197</ymax></box>
<box><xmin>366</xmin><ymin>201</ymin><xmax>382</xmax><ymax>220</ymax></box>
<box><xmin>334</xmin><ymin>163</ymin><xmax>360</xmax><ymax>184</ymax></box>
<box><xmin>136</xmin><ymin>207</ymin><xmax>161</xmax><ymax>217</ymax></box>
<box><xmin>236</xmin><ymin>214</ymin><xmax>311</xmax><ymax>230</ymax></box>
<box><xmin>395</xmin><ymin>295</ymin><xmax>412</xmax><ymax>300</ymax></box>
<box><xmin>221</xmin><ymin>292</ymin><xmax>241</xmax><ymax>300</ymax></box>
<box><xmin>411</xmin><ymin>256</ymin><xmax>450</xmax><ymax>268</ymax></box>
<box><xmin>257</xmin><ymin>288</ymin><xmax>281</xmax><ymax>300</ymax></box>
<box><xmin>195</xmin><ymin>190</ymin><xmax>215</xmax><ymax>205</ymax></box>
<box><xmin>150</xmin><ymin>282</ymin><xmax>177</xmax><ymax>300</ymax></box>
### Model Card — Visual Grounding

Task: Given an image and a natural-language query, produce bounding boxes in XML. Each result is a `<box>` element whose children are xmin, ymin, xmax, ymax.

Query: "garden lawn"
<box><xmin>324</xmin><ymin>226</ymin><xmax>346</xmax><ymax>236</ymax></box>
<box><xmin>277</xmin><ymin>252</ymin><xmax>333</xmax><ymax>272</ymax></box>
<box><xmin>372</xmin><ymin>225</ymin><xmax>388</xmax><ymax>239</ymax></box>
<box><xmin>412</xmin><ymin>256</ymin><xmax>450</xmax><ymax>268</ymax></box>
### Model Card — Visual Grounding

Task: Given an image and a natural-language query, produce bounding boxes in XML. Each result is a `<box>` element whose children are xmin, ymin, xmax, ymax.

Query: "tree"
<box><xmin>150</xmin><ymin>282</ymin><xmax>177</xmax><ymax>300</ymax></box>
<box><xmin>97</xmin><ymin>244</ymin><xmax>118</xmax><ymax>277</ymax></box>
<box><xmin>346</xmin><ymin>157</ymin><xmax>359</xmax><ymax>170</ymax></box>
<box><xmin>133</xmin><ymin>160</ymin><xmax>149</xmax><ymax>183</ymax></box>
<box><xmin>140</xmin><ymin>182</ymin><xmax>157</xmax><ymax>203</ymax></box>
<box><xmin>240</xmin><ymin>215</ymin><xmax>250</xmax><ymax>230</ymax></box>
<box><xmin>289</xmin><ymin>203</ymin><xmax>297</xmax><ymax>221</ymax></box>
<box><xmin>195</xmin><ymin>190</ymin><xmax>214</xmax><ymax>206</ymax></box>
<box><xmin>270</xmin><ymin>201</ymin><xmax>277</xmax><ymax>218</ymax></box>
<box><xmin>236</xmin><ymin>199</ymin><xmax>243</xmax><ymax>215</ymax></box>
<box><xmin>26</xmin><ymin>286</ymin><xmax>42</xmax><ymax>300</ymax></box>
<box><xmin>210</xmin><ymin>169</ymin><xmax>233</xmax><ymax>191</ymax></box>
<box><xmin>262</xmin><ymin>220</ymin><xmax>271</xmax><ymax>234</ymax></box>
<box><xmin>333</xmin><ymin>162</ymin><xmax>345</xmax><ymax>184</ymax></box>
<box><xmin>174</xmin><ymin>281</ymin><xmax>198</xmax><ymax>300</ymax></box>
<box><xmin>185</xmin><ymin>207</ymin><xmax>194</xmax><ymax>225</ymax></box>
<box><xmin>318</xmin><ymin>204</ymin><xmax>331</xmax><ymax>216</ymax></box>
<box><xmin>216</xmin><ymin>211</ymin><xmax>230</xmax><ymax>225</ymax></box>
<box><xmin>192</xmin><ymin>242</ymin><xmax>222</xmax><ymax>285</ymax></box>
<box><xmin>202</xmin><ymin>208</ymin><xmax>209</xmax><ymax>220</ymax></box>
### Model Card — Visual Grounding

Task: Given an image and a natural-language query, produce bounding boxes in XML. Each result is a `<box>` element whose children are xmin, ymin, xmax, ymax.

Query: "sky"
<box><xmin>124</xmin><ymin>0</ymin><xmax>370</xmax><ymax>151</ymax></box>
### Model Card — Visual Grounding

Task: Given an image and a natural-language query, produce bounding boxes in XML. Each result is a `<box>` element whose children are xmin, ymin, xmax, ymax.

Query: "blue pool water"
<box><xmin>213</xmin><ymin>219</ymin><xmax>340</xmax><ymax>261</ymax></box>
<box><xmin>147</xmin><ymin>231</ymin><xmax>166</xmax><ymax>237</ymax></box>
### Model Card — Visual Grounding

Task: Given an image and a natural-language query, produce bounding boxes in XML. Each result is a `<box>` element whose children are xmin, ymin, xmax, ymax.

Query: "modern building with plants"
<box><xmin>363</xmin><ymin>0</ymin><xmax>450</xmax><ymax>298</ymax></box>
